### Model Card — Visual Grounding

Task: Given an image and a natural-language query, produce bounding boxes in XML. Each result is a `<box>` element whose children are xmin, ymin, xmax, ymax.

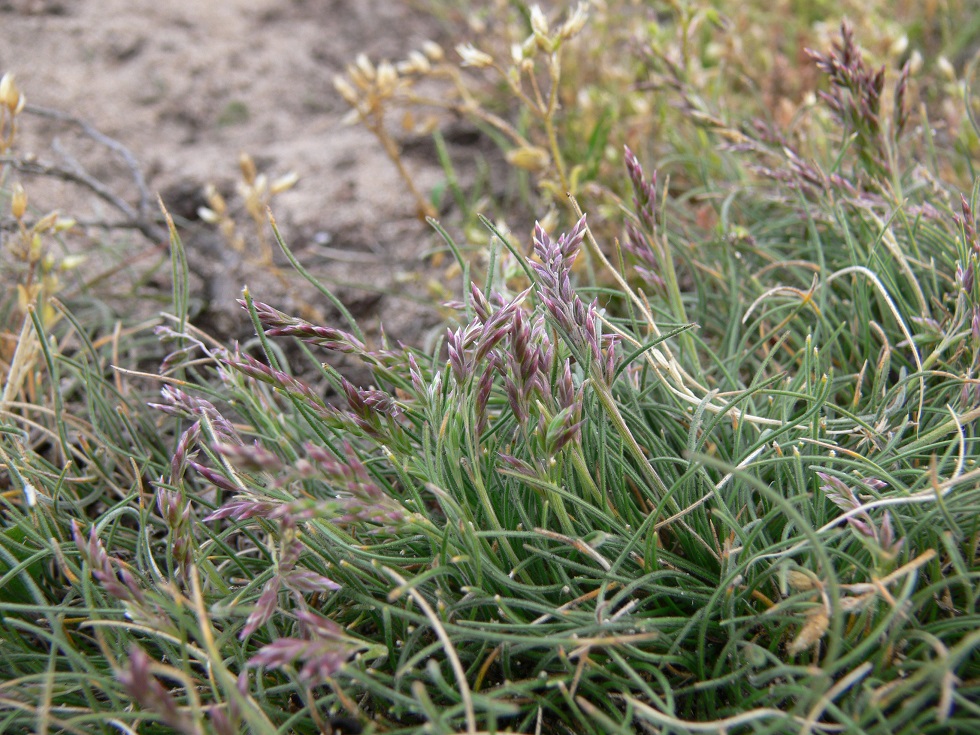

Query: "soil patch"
<box><xmin>2</xmin><ymin>0</ymin><xmax>475</xmax><ymax>366</ymax></box>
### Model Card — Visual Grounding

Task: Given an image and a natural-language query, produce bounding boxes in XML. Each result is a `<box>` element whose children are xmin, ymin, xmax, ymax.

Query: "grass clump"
<box><xmin>2</xmin><ymin>2</ymin><xmax>980</xmax><ymax>734</ymax></box>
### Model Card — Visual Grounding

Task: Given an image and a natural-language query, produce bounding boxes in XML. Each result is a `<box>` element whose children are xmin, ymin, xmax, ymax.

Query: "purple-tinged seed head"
<box><xmin>240</xmin><ymin>577</ymin><xmax>281</xmax><ymax>640</ymax></box>
<box><xmin>204</xmin><ymin>498</ymin><xmax>282</xmax><ymax>523</ymax></box>
<box><xmin>408</xmin><ymin>352</ymin><xmax>426</xmax><ymax>396</ymax></box>
<box><xmin>118</xmin><ymin>645</ymin><xmax>197</xmax><ymax>735</ymax></box>
<box><xmin>624</xmin><ymin>145</ymin><xmax>658</xmax><ymax>233</ymax></box>
<box><xmin>189</xmin><ymin>461</ymin><xmax>243</xmax><ymax>494</ymax></box>
<box><xmin>447</xmin><ymin>327</ymin><xmax>468</xmax><ymax>383</ymax></box>
<box><xmin>474</xmin><ymin>363</ymin><xmax>495</xmax><ymax>437</ymax></box>
<box><xmin>155</xmin><ymin>485</ymin><xmax>183</xmax><ymax>528</ymax></box>
<box><xmin>470</xmin><ymin>283</ymin><xmax>491</xmax><ymax>321</ymax></box>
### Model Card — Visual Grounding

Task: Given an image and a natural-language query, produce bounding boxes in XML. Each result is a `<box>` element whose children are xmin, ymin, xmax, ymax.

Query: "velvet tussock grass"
<box><xmin>2</xmin><ymin>4</ymin><xmax>980</xmax><ymax>734</ymax></box>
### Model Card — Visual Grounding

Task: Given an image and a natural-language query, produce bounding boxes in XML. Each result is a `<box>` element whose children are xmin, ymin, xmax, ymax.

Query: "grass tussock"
<box><xmin>2</xmin><ymin>2</ymin><xmax>980</xmax><ymax>734</ymax></box>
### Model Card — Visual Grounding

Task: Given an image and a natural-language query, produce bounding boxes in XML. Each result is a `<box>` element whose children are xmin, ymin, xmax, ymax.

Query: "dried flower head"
<box><xmin>456</xmin><ymin>43</ymin><xmax>494</xmax><ymax>68</ymax></box>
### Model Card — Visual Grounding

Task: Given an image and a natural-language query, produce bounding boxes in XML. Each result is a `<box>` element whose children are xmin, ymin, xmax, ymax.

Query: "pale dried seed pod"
<box><xmin>59</xmin><ymin>253</ymin><xmax>86</xmax><ymax>271</ymax></box>
<box><xmin>456</xmin><ymin>43</ymin><xmax>494</xmax><ymax>68</ymax></box>
<box><xmin>347</xmin><ymin>64</ymin><xmax>372</xmax><ymax>91</ymax></box>
<box><xmin>252</xmin><ymin>173</ymin><xmax>268</xmax><ymax>198</ymax></box>
<box><xmin>33</xmin><ymin>211</ymin><xmax>59</xmax><ymax>233</ymax></box>
<box><xmin>197</xmin><ymin>206</ymin><xmax>220</xmax><ymax>224</ymax></box>
<box><xmin>375</xmin><ymin>60</ymin><xmax>398</xmax><ymax>96</ymax></box>
<box><xmin>908</xmin><ymin>50</ymin><xmax>923</xmax><ymax>75</ymax></box>
<box><xmin>506</xmin><ymin>145</ymin><xmax>551</xmax><ymax>172</ymax></box>
<box><xmin>270</xmin><ymin>172</ymin><xmax>299</xmax><ymax>194</ymax></box>
<box><xmin>937</xmin><ymin>56</ymin><xmax>955</xmax><ymax>81</ymax></box>
<box><xmin>333</xmin><ymin>75</ymin><xmax>360</xmax><ymax>105</ymax></box>
<box><xmin>521</xmin><ymin>35</ymin><xmax>538</xmax><ymax>59</ymax></box>
<box><xmin>560</xmin><ymin>2</ymin><xmax>589</xmax><ymax>40</ymax></box>
<box><xmin>787</xmin><ymin>608</ymin><xmax>830</xmax><ymax>655</ymax></box>
<box><xmin>0</xmin><ymin>72</ymin><xmax>25</xmax><ymax>113</ymax></box>
<box><xmin>11</xmin><ymin>182</ymin><xmax>27</xmax><ymax>219</ymax></box>
<box><xmin>785</xmin><ymin>570</ymin><xmax>816</xmax><ymax>591</ymax></box>
<box><xmin>421</xmin><ymin>40</ymin><xmax>444</xmax><ymax>62</ymax></box>
<box><xmin>355</xmin><ymin>53</ymin><xmax>376</xmax><ymax>81</ymax></box>
<box><xmin>204</xmin><ymin>183</ymin><xmax>227</xmax><ymax>214</ymax></box>
<box><xmin>889</xmin><ymin>34</ymin><xmax>908</xmax><ymax>57</ymax></box>
<box><xmin>530</xmin><ymin>5</ymin><xmax>549</xmax><ymax>36</ymax></box>
<box><xmin>239</xmin><ymin>152</ymin><xmax>257</xmax><ymax>185</ymax></box>
<box><xmin>407</xmin><ymin>50</ymin><xmax>430</xmax><ymax>74</ymax></box>
<box><xmin>0</xmin><ymin>72</ymin><xmax>13</xmax><ymax>105</ymax></box>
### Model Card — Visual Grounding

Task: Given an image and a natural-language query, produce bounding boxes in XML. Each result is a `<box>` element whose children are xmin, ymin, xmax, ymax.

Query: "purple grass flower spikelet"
<box><xmin>805</xmin><ymin>21</ymin><xmax>893</xmax><ymax>177</ymax></box>
<box><xmin>474</xmin><ymin>287</ymin><xmax>532</xmax><ymax>364</ymax></box>
<box><xmin>498</xmin><ymin>453</ymin><xmax>538</xmax><ymax>478</ymax></box>
<box><xmin>207</xmin><ymin>706</ymin><xmax>235</xmax><ymax>735</ymax></box>
<box><xmin>339</xmin><ymin>375</ymin><xmax>367</xmax><ymax>417</ymax></box>
<box><xmin>603</xmin><ymin>333</ymin><xmax>621</xmax><ymax>384</ymax></box>
<box><xmin>213</xmin><ymin>441</ymin><xmax>283</xmax><ymax>472</ymax></box>
<box><xmin>539</xmin><ymin>401</ymin><xmax>583</xmax><ymax>456</ymax></box>
<box><xmin>240</xmin><ymin>576</ymin><xmax>281</xmax><ymax>640</ymax></box>
<box><xmin>228</xmin><ymin>352</ymin><xmax>326</xmax><ymax>409</ymax></box>
<box><xmin>557</xmin><ymin>358</ymin><xmax>575</xmax><ymax>410</ymax></box>
<box><xmin>447</xmin><ymin>326</ymin><xmax>469</xmax><ymax>383</ymax></box>
<box><xmin>150</xmin><ymin>386</ymin><xmax>237</xmax><ymax>442</ymax></box>
<box><xmin>154</xmin><ymin>485</ymin><xmax>195</xmax><ymax>575</ymax></box>
<box><xmin>474</xmin><ymin>361</ymin><xmax>495</xmax><ymax>436</ymax></box>
<box><xmin>337</xmin><ymin>377</ymin><xmax>402</xmax><ymax>438</ymax></box>
<box><xmin>510</xmin><ymin>307</ymin><xmax>534</xmax><ymax>385</ymax></box>
<box><xmin>247</xmin><ymin>637</ymin><xmax>354</xmax><ymax>687</ymax></box>
<box><xmin>72</xmin><ymin>520</ymin><xmax>146</xmax><ymax>606</ymax></box>
<box><xmin>960</xmin><ymin>379</ymin><xmax>980</xmax><ymax>409</ymax></box>
<box><xmin>246</xmin><ymin>609</ymin><xmax>355</xmax><ymax>686</ymax></box>
<box><xmin>894</xmin><ymin>59</ymin><xmax>911</xmax><ymax>136</ymax></box>
<box><xmin>296</xmin><ymin>608</ymin><xmax>346</xmax><ymax>638</ymax></box>
<box><xmin>624</xmin><ymin>145</ymin><xmax>658</xmax><ymax>234</ymax></box>
<box><xmin>189</xmin><ymin>461</ymin><xmax>243</xmax><ymax>494</ymax></box>
<box><xmin>118</xmin><ymin>645</ymin><xmax>200</xmax><ymax>735</ymax></box>
<box><xmin>504</xmin><ymin>372</ymin><xmax>528</xmax><ymax>424</ymax></box>
<box><xmin>817</xmin><ymin>471</ymin><xmax>903</xmax><ymax>559</ymax></box>
<box><xmin>358</xmin><ymin>386</ymin><xmax>403</xmax><ymax>418</ymax></box>
<box><xmin>624</xmin><ymin>222</ymin><xmax>666</xmax><ymax>290</ymax></box>
<box><xmin>957</xmin><ymin>262</ymin><xmax>975</xmax><ymax>294</ymax></box>
<box><xmin>960</xmin><ymin>195</ymin><xmax>979</xmax><ymax>255</ymax></box>
<box><xmin>530</xmin><ymin>215</ymin><xmax>611</xmax><ymax>380</ymax></box>
<box><xmin>470</xmin><ymin>282</ymin><xmax>492</xmax><ymax>321</ymax></box>
<box><xmin>241</xmin><ymin>299</ymin><xmax>366</xmax><ymax>354</ymax></box>
<box><xmin>276</xmin><ymin>522</ymin><xmax>341</xmax><ymax>595</ymax></box>
<box><xmin>156</xmin><ymin>486</ymin><xmax>183</xmax><ymax>528</ymax></box>
<box><xmin>408</xmin><ymin>352</ymin><xmax>426</xmax><ymax>396</ymax></box>
<box><xmin>170</xmin><ymin>421</ymin><xmax>201</xmax><ymax>485</ymax></box>
<box><xmin>204</xmin><ymin>498</ymin><xmax>282</xmax><ymax>523</ymax></box>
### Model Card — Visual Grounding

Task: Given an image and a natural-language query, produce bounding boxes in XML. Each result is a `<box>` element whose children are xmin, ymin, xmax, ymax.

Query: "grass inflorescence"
<box><xmin>2</xmin><ymin>2</ymin><xmax>980</xmax><ymax>734</ymax></box>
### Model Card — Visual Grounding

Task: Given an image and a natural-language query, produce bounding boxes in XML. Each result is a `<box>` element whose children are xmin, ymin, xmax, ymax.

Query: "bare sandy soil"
<box><xmin>2</xmin><ymin>0</ymin><xmax>469</xmax><ymax>364</ymax></box>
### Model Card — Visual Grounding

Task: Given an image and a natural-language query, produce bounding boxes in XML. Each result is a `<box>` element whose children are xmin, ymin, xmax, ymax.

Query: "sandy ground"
<box><xmin>1</xmin><ymin>0</ymin><xmax>468</xmax><ymax>361</ymax></box>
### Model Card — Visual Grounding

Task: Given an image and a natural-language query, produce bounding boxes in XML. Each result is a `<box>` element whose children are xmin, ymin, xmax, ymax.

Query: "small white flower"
<box><xmin>937</xmin><ymin>55</ymin><xmax>956</xmax><ymax>81</ymax></box>
<box><xmin>560</xmin><ymin>2</ymin><xmax>589</xmax><ymax>40</ymax></box>
<box><xmin>421</xmin><ymin>40</ymin><xmax>444</xmax><ymax>62</ymax></box>
<box><xmin>455</xmin><ymin>43</ymin><xmax>493</xmax><ymax>68</ymax></box>
<box><xmin>530</xmin><ymin>5</ymin><xmax>549</xmax><ymax>36</ymax></box>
